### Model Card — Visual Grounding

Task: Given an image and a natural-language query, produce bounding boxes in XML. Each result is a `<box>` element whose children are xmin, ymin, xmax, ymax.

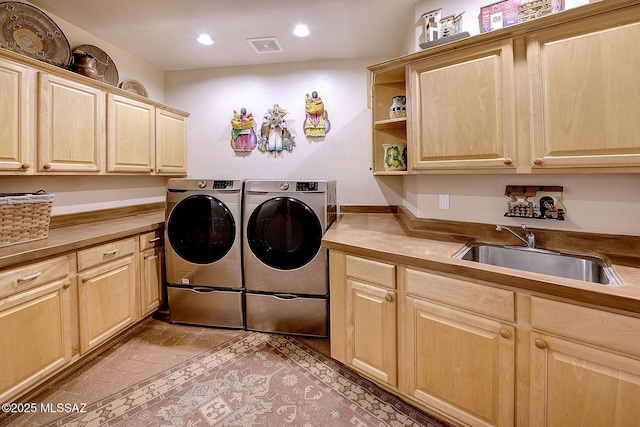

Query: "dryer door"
<box><xmin>247</xmin><ymin>197</ymin><xmax>322</xmax><ymax>270</ymax></box>
<box><xmin>167</xmin><ymin>195</ymin><xmax>236</xmax><ymax>264</ymax></box>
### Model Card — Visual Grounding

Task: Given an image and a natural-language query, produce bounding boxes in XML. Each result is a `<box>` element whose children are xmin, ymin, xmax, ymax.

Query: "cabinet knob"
<box><xmin>21</xmin><ymin>163</ymin><xmax>30</xmax><ymax>170</ymax></box>
<box><xmin>385</xmin><ymin>293</ymin><xmax>393</xmax><ymax>302</ymax></box>
<box><xmin>63</xmin><ymin>281</ymin><xmax>72</xmax><ymax>289</ymax></box>
<box><xmin>503</xmin><ymin>158</ymin><xmax>513</xmax><ymax>165</ymax></box>
<box><xmin>533</xmin><ymin>158</ymin><xmax>544</xmax><ymax>165</ymax></box>
<box><xmin>500</xmin><ymin>329</ymin><xmax>512</xmax><ymax>339</ymax></box>
<box><xmin>534</xmin><ymin>339</ymin><xmax>547</xmax><ymax>349</ymax></box>
<box><xmin>43</xmin><ymin>163</ymin><xmax>52</xmax><ymax>170</ymax></box>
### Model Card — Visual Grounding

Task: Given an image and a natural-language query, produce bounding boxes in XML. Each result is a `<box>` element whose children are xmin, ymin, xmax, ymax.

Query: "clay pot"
<box><xmin>69</xmin><ymin>52</ymin><xmax>99</xmax><ymax>80</ymax></box>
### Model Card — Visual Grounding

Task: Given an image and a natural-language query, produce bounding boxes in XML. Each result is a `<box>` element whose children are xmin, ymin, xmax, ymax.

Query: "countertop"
<box><xmin>322</xmin><ymin>213</ymin><xmax>640</xmax><ymax>314</ymax></box>
<box><xmin>0</xmin><ymin>210</ymin><xmax>165</xmax><ymax>269</ymax></box>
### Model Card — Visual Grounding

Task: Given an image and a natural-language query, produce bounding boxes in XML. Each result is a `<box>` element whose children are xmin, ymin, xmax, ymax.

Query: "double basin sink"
<box><xmin>454</xmin><ymin>243</ymin><xmax>621</xmax><ymax>287</ymax></box>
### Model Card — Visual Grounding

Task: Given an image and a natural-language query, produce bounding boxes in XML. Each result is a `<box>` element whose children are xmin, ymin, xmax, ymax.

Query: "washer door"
<box><xmin>247</xmin><ymin>197</ymin><xmax>322</xmax><ymax>270</ymax></box>
<box><xmin>168</xmin><ymin>195</ymin><xmax>235</xmax><ymax>264</ymax></box>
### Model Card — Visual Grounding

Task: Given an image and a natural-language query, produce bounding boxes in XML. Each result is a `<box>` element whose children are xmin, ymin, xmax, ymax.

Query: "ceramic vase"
<box><xmin>69</xmin><ymin>52</ymin><xmax>99</xmax><ymax>80</ymax></box>
<box><xmin>383</xmin><ymin>143</ymin><xmax>407</xmax><ymax>171</ymax></box>
<box><xmin>389</xmin><ymin>95</ymin><xmax>407</xmax><ymax>119</ymax></box>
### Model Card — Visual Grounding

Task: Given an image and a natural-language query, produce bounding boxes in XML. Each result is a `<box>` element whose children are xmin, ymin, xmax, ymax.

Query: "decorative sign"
<box><xmin>504</xmin><ymin>185</ymin><xmax>565</xmax><ymax>220</ymax></box>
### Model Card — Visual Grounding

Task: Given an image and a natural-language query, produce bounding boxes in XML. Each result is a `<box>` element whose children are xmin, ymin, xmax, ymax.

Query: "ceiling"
<box><xmin>28</xmin><ymin>0</ymin><xmax>418</xmax><ymax>71</ymax></box>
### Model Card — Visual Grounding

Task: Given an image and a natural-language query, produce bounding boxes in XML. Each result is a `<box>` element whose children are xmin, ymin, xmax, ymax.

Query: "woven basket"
<box><xmin>0</xmin><ymin>191</ymin><xmax>54</xmax><ymax>248</ymax></box>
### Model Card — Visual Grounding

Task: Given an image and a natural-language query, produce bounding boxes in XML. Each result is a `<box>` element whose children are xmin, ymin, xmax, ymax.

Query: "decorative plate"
<box><xmin>0</xmin><ymin>2</ymin><xmax>71</xmax><ymax>68</ymax></box>
<box><xmin>73</xmin><ymin>44</ymin><xmax>119</xmax><ymax>86</ymax></box>
<box><xmin>119</xmin><ymin>79</ymin><xmax>148</xmax><ymax>97</ymax></box>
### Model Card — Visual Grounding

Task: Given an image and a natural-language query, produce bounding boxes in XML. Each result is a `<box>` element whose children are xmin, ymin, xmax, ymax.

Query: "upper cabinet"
<box><xmin>0</xmin><ymin>48</ymin><xmax>189</xmax><ymax>176</ymax></box>
<box><xmin>527</xmin><ymin>6</ymin><xmax>640</xmax><ymax>171</ymax></box>
<box><xmin>0</xmin><ymin>58</ymin><xmax>33</xmax><ymax>173</ymax></box>
<box><xmin>408</xmin><ymin>39</ymin><xmax>516</xmax><ymax>172</ymax></box>
<box><xmin>38</xmin><ymin>72</ymin><xmax>106</xmax><ymax>173</ymax></box>
<box><xmin>368</xmin><ymin>1</ymin><xmax>640</xmax><ymax>175</ymax></box>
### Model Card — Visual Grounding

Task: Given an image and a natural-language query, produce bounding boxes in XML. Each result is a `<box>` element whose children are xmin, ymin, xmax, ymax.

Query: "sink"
<box><xmin>454</xmin><ymin>244</ymin><xmax>621</xmax><ymax>286</ymax></box>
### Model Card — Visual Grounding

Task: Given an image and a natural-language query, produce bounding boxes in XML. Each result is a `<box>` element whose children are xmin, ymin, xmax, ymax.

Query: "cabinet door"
<box><xmin>78</xmin><ymin>256</ymin><xmax>136</xmax><ymax>354</ymax></box>
<box><xmin>140</xmin><ymin>246</ymin><xmax>162</xmax><ymax>316</ymax></box>
<box><xmin>38</xmin><ymin>72</ymin><xmax>105</xmax><ymax>173</ymax></box>
<box><xmin>0</xmin><ymin>59</ymin><xmax>33</xmax><ymax>173</ymax></box>
<box><xmin>527</xmin><ymin>8</ymin><xmax>640</xmax><ymax>170</ymax></box>
<box><xmin>107</xmin><ymin>94</ymin><xmax>155</xmax><ymax>173</ymax></box>
<box><xmin>346</xmin><ymin>278</ymin><xmax>397</xmax><ymax>386</ymax></box>
<box><xmin>530</xmin><ymin>333</ymin><xmax>640</xmax><ymax>427</ymax></box>
<box><xmin>0</xmin><ymin>278</ymin><xmax>73</xmax><ymax>403</ymax></box>
<box><xmin>404</xmin><ymin>297</ymin><xmax>515</xmax><ymax>427</ymax></box>
<box><xmin>409</xmin><ymin>39</ymin><xmax>516</xmax><ymax>171</ymax></box>
<box><xmin>155</xmin><ymin>107</ymin><xmax>187</xmax><ymax>175</ymax></box>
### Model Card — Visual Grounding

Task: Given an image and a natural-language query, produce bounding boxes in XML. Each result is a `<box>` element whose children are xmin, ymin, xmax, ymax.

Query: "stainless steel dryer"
<box><xmin>165</xmin><ymin>179</ymin><xmax>244</xmax><ymax>328</ymax></box>
<box><xmin>243</xmin><ymin>180</ymin><xmax>337</xmax><ymax>337</ymax></box>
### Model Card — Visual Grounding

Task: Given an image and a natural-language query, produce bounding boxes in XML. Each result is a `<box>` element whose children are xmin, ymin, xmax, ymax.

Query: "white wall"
<box><xmin>164</xmin><ymin>58</ymin><xmax>404</xmax><ymax>208</ymax></box>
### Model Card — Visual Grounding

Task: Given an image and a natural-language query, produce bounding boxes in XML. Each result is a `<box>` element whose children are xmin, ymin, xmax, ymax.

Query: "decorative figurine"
<box><xmin>304</xmin><ymin>91</ymin><xmax>330</xmax><ymax>137</ymax></box>
<box><xmin>230</xmin><ymin>108</ymin><xmax>257</xmax><ymax>152</ymax></box>
<box><xmin>258</xmin><ymin>104</ymin><xmax>296</xmax><ymax>152</ymax></box>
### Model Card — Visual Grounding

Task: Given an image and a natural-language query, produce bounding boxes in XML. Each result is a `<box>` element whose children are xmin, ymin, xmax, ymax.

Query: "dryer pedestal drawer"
<box><xmin>245</xmin><ymin>292</ymin><xmax>328</xmax><ymax>337</ymax></box>
<box><xmin>167</xmin><ymin>286</ymin><xmax>244</xmax><ymax>328</ymax></box>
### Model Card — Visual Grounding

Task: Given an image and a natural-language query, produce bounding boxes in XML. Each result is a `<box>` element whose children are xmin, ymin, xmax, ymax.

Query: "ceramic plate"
<box><xmin>0</xmin><ymin>2</ymin><xmax>71</xmax><ymax>68</ymax></box>
<box><xmin>73</xmin><ymin>44</ymin><xmax>119</xmax><ymax>86</ymax></box>
<box><xmin>119</xmin><ymin>79</ymin><xmax>148</xmax><ymax>97</ymax></box>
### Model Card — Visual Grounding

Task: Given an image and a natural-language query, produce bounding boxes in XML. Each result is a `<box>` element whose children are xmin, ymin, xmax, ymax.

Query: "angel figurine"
<box><xmin>304</xmin><ymin>91</ymin><xmax>330</xmax><ymax>137</ymax></box>
<box><xmin>258</xmin><ymin>104</ymin><xmax>296</xmax><ymax>152</ymax></box>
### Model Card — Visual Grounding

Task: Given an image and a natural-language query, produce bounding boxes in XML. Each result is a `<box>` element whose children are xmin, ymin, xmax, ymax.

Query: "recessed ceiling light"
<box><xmin>197</xmin><ymin>34</ymin><xmax>214</xmax><ymax>45</ymax></box>
<box><xmin>293</xmin><ymin>24</ymin><xmax>309</xmax><ymax>37</ymax></box>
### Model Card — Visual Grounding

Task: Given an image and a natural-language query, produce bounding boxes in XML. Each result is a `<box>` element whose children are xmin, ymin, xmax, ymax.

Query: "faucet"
<box><xmin>496</xmin><ymin>224</ymin><xmax>536</xmax><ymax>249</ymax></box>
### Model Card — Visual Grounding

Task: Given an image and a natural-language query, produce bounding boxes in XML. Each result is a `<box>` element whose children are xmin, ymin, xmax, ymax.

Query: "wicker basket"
<box><xmin>0</xmin><ymin>191</ymin><xmax>54</xmax><ymax>248</ymax></box>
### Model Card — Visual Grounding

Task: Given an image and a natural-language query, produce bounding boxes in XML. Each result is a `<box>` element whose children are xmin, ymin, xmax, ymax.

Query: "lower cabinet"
<box><xmin>345</xmin><ymin>255</ymin><xmax>397</xmax><ymax>387</ymax></box>
<box><xmin>77</xmin><ymin>238</ymin><xmax>137</xmax><ymax>355</ymax></box>
<box><xmin>529</xmin><ymin>297</ymin><xmax>640</xmax><ymax>427</ymax></box>
<box><xmin>403</xmin><ymin>267</ymin><xmax>515</xmax><ymax>427</ymax></box>
<box><xmin>139</xmin><ymin>231</ymin><xmax>164</xmax><ymax>316</ymax></box>
<box><xmin>0</xmin><ymin>256</ymin><xmax>74</xmax><ymax>403</ymax></box>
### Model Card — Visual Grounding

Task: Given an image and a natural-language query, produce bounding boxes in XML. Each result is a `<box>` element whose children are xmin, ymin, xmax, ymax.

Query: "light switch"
<box><xmin>439</xmin><ymin>194</ymin><xmax>450</xmax><ymax>210</ymax></box>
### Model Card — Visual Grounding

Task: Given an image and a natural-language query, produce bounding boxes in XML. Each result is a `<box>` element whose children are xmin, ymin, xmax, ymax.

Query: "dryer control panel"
<box><xmin>296</xmin><ymin>182</ymin><xmax>319</xmax><ymax>191</ymax></box>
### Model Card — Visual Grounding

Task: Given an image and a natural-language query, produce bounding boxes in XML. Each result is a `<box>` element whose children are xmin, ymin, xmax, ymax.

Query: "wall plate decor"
<box><xmin>504</xmin><ymin>185</ymin><xmax>565</xmax><ymax>220</ymax></box>
<box><xmin>119</xmin><ymin>79</ymin><xmax>148</xmax><ymax>97</ymax></box>
<box><xmin>304</xmin><ymin>91</ymin><xmax>330</xmax><ymax>137</ymax></box>
<box><xmin>0</xmin><ymin>2</ymin><xmax>71</xmax><ymax>68</ymax></box>
<box><xmin>73</xmin><ymin>44</ymin><xmax>119</xmax><ymax>86</ymax></box>
<box><xmin>230</xmin><ymin>108</ymin><xmax>257</xmax><ymax>152</ymax></box>
<box><xmin>258</xmin><ymin>104</ymin><xmax>296</xmax><ymax>152</ymax></box>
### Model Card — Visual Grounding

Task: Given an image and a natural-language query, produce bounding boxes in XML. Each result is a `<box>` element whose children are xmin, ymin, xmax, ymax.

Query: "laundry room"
<box><xmin>2</xmin><ymin>1</ymin><xmax>640</xmax><ymax>426</ymax></box>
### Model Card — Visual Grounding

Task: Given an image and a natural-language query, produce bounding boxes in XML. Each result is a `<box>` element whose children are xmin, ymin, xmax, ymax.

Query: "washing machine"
<box><xmin>243</xmin><ymin>179</ymin><xmax>337</xmax><ymax>337</ymax></box>
<box><xmin>165</xmin><ymin>179</ymin><xmax>244</xmax><ymax>328</ymax></box>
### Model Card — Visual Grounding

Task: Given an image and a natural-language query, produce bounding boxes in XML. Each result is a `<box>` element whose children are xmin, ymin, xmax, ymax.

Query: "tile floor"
<box><xmin>1</xmin><ymin>314</ymin><xmax>330</xmax><ymax>426</ymax></box>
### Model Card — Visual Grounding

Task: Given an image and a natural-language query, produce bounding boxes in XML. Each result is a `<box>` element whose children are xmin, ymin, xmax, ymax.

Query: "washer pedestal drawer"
<box><xmin>245</xmin><ymin>292</ymin><xmax>328</xmax><ymax>337</ymax></box>
<box><xmin>167</xmin><ymin>286</ymin><xmax>244</xmax><ymax>328</ymax></box>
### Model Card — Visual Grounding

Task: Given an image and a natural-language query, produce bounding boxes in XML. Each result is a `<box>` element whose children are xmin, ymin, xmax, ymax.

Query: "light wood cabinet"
<box><xmin>77</xmin><ymin>238</ymin><xmax>137</xmax><ymax>354</ymax></box>
<box><xmin>0</xmin><ymin>58</ymin><xmax>33</xmax><ymax>173</ymax></box>
<box><xmin>402</xmin><ymin>267</ymin><xmax>515</xmax><ymax>427</ymax></box>
<box><xmin>369</xmin><ymin>65</ymin><xmax>408</xmax><ymax>175</ymax></box>
<box><xmin>139</xmin><ymin>230</ymin><xmax>163</xmax><ymax>316</ymax></box>
<box><xmin>0</xmin><ymin>255</ymin><xmax>74</xmax><ymax>403</ymax></box>
<box><xmin>527</xmin><ymin>6</ymin><xmax>640</xmax><ymax>171</ymax></box>
<box><xmin>155</xmin><ymin>107</ymin><xmax>188</xmax><ymax>175</ymax></box>
<box><xmin>37</xmin><ymin>72</ymin><xmax>105</xmax><ymax>173</ymax></box>
<box><xmin>408</xmin><ymin>39</ymin><xmax>517</xmax><ymax>172</ymax></box>
<box><xmin>529</xmin><ymin>297</ymin><xmax>640</xmax><ymax>427</ymax></box>
<box><xmin>107</xmin><ymin>94</ymin><xmax>155</xmax><ymax>173</ymax></box>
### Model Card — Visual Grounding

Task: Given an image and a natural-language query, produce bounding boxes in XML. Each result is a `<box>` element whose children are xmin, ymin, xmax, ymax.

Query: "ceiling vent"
<box><xmin>247</xmin><ymin>37</ymin><xmax>284</xmax><ymax>54</ymax></box>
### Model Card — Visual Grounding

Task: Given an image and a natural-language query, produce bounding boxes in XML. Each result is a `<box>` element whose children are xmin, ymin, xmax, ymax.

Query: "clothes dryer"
<box><xmin>243</xmin><ymin>180</ymin><xmax>337</xmax><ymax>337</ymax></box>
<box><xmin>165</xmin><ymin>179</ymin><xmax>244</xmax><ymax>328</ymax></box>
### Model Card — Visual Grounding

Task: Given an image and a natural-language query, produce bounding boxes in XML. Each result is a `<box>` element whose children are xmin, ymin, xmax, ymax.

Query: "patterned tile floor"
<box><xmin>2</xmin><ymin>314</ymin><xmax>330</xmax><ymax>426</ymax></box>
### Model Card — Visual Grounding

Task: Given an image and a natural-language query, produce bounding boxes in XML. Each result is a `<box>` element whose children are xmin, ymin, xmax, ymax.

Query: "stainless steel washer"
<box><xmin>165</xmin><ymin>179</ymin><xmax>244</xmax><ymax>328</ymax></box>
<box><xmin>243</xmin><ymin>180</ymin><xmax>337</xmax><ymax>337</ymax></box>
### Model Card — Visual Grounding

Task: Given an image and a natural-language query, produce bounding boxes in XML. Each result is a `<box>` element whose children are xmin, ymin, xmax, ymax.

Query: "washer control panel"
<box><xmin>296</xmin><ymin>182</ymin><xmax>318</xmax><ymax>191</ymax></box>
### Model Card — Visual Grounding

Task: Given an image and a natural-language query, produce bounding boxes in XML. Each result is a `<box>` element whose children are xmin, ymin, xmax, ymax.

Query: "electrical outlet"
<box><xmin>439</xmin><ymin>194</ymin><xmax>450</xmax><ymax>210</ymax></box>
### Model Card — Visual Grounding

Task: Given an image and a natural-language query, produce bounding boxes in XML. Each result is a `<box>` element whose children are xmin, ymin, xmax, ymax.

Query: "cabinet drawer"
<box><xmin>0</xmin><ymin>255</ymin><xmax>71</xmax><ymax>299</ymax></box>
<box><xmin>531</xmin><ymin>297</ymin><xmax>640</xmax><ymax>356</ymax></box>
<box><xmin>77</xmin><ymin>237</ymin><xmax>136</xmax><ymax>271</ymax></box>
<box><xmin>139</xmin><ymin>230</ymin><xmax>163</xmax><ymax>251</ymax></box>
<box><xmin>346</xmin><ymin>255</ymin><xmax>395</xmax><ymax>290</ymax></box>
<box><xmin>406</xmin><ymin>267</ymin><xmax>515</xmax><ymax>322</ymax></box>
